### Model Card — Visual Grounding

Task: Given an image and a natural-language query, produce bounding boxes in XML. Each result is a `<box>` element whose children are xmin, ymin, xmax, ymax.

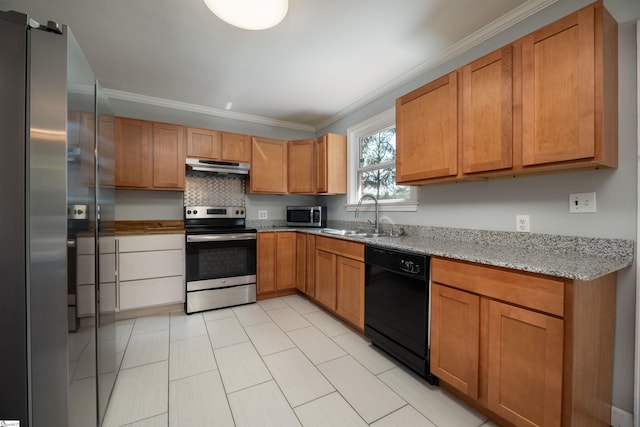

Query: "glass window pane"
<box><xmin>359</xmin><ymin>167</ymin><xmax>410</xmax><ymax>201</ymax></box>
<box><xmin>359</xmin><ymin>126</ymin><xmax>396</xmax><ymax>168</ymax></box>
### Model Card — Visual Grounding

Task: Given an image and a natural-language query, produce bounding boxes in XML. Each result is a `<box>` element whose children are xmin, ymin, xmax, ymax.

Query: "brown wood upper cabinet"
<box><xmin>462</xmin><ymin>46</ymin><xmax>513</xmax><ymax>175</ymax></box>
<box><xmin>250</xmin><ymin>136</ymin><xmax>288</xmax><ymax>194</ymax></box>
<box><xmin>115</xmin><ymin>118</ymin><xmax>185</xmax><ymax>191</ymax></box>
<box><xmin>187</xmin><ymin>127</ymin><xmax>251</xmax><ymax>163</ymax></box>
<box><xmin>396</xmin><ymin>72</ymin><xmax>458</xmax><ymax>183</ymax></box>
<box><xmin>519</xmin><ymin>1</ymin><xmax>617</xmax><ymax>170</ymax></box>
<box><xmin>396</xmin><ymin>1</ymin><xmax>617</xmax><ymax>185</ymax></box>
<box><xmin>288</xmin><ymin>139</ymin><xmax>316</xmax><ymax>194</ymax></box>
<box><xmin>152</xmin><ymin>122</ymin><xmax>185</xmax><ymax>190</ymax></box>
<box><xmin>316</xmin><ymin>133</ymin><xmax>347</xmax><ymax>194</ymax></box>
<box><xmin>251</xmin><ymin>133</ymin><xmax>347</xmax><ymax>195</ymax></box>
<box><xmin>115</xmin><ymin>117</ymin><xmax>152</xmax><ymax>189</ymax></box>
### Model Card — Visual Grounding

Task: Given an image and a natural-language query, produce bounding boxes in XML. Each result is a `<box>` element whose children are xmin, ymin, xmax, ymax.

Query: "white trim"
<box><xmin>611</xmin><ymin>405</ymin><xmax>634</xmax><ymax>427</ymax></box>
<box><xmin>346</xmin><ymin>107</ymin><xmax>418</xmax><ymax>209</ymax></box>
<box><xmin>315</xmin><ymin>0</ymin><xmax>559</xmax><ymax>130</ymax></box>
<box><xmin>103</xmin><ymin>88</ymin><xmax>316</xmax><ymax>132</ymax></box>
<box><xmin>103</xmin><ymin>0</ymin><xmax>556</xmax><ymax>133</ymax></box>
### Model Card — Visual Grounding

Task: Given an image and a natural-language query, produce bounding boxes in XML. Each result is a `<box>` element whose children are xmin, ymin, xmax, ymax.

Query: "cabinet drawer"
<box><xmin>119</xmin><ymin>249</ymin><xmax>184</xmax><ymax>281</ymax></box>
<box><xmin>431</xmin><ymin>257</ymin><xmax>565</xmax><ymax>317</ymax></box>
<box><xmin>315</xmin><ymin>236</ymin><xmax>364</xmax><ymax>261</ymax></box>
<box><xmin>119</xmin><ymin>276</ymin><xmax>184</xmax><ymax>310</ymax></box>
<box><xmin>117</xmin><ymin>234</ymin><xmax>184</xmax><ymax>252</ymax></box>
<box><xmin>77</xmin><ymin>236</ymin><xmax>116</xmax><ymax>255</ymax></box>
<box><xmin>77</xmin><ymin>254</ymin><xmax>117</xmax><ymax>285</ymax></box>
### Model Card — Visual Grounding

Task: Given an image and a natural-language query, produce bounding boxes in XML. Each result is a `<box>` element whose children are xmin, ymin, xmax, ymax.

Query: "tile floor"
<box><xmin>101</xmin><ymin>294</ymin><xmax>498</xmax><ymax>427</ymax></box>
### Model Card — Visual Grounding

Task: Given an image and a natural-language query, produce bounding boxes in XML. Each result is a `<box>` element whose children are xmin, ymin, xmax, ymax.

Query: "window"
<box><xmin>347</xmin><ymin>108</ymin><xmax>417</xmax><ymax>211</ymax></box>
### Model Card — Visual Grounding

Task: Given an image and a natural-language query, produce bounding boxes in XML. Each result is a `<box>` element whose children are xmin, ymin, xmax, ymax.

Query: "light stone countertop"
<box><xmin>251</xmin><ymin>222</ymin><xmax>634</xmax><ymax>282</ymax></box>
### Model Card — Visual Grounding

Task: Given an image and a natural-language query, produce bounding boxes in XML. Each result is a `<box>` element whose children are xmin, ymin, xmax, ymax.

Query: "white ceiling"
<box><xmin>0</xmin><ymin>0</ymin><xmax>581</xmax><ymax>131</ymax></box>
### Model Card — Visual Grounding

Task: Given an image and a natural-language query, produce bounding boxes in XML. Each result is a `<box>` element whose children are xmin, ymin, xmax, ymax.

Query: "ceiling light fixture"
<box><xmin>203</xmin><ymin>0</ymin><xmax>289</xmax><ymax>30</ymax></box>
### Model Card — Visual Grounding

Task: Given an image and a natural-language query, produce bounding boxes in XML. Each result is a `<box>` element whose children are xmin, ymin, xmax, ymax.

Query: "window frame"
<box><xmin>346</xmin><ymin>107</ymin><xmax>418</xmax><ymax>212</ymax></box>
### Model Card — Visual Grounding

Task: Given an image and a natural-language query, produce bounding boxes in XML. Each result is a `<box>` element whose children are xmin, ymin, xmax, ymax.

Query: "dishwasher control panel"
<box><xmin>365</xmin><ymin>245</ymin><xmax>428</xmax><ymax>280</ymax></box>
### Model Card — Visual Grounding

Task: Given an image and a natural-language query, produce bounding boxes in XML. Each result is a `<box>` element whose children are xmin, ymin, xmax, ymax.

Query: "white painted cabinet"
<box><xmin>77</xmin><ymin>233</ymin><xmax>185</xmax><ymax>316</ymax></box>
<box><xmin>76</xmin><ymin>237</ymin><xmax>116</xmax><ymax>317</ymax></box>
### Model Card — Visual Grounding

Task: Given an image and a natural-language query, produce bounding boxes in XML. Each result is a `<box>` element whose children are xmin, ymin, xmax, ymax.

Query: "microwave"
<box><xmin>286</xmin><ymin>206</ymin><xmax>327</xmax><ymax>228</ymax></box>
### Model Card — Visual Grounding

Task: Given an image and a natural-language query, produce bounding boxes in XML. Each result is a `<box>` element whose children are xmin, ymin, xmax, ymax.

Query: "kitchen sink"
<box><xmin>319</xmin><ymin>229</ymin><xmax>398</xmax><ymax>239</ymax></box>
<box><xmin>320</xmin><ymin>228</ymin><xmax>361</xmax><ymax>236</ymax></box>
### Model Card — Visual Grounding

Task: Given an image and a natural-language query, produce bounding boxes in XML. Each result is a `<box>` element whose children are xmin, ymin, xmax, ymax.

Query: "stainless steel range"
<box><xmin>184</xmin><ymin>206</ymin><xmax>257</xmax><ymax>314</ymax></box>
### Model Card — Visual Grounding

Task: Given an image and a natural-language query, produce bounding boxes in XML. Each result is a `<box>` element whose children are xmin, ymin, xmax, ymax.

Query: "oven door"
<box><xmin>186</xmin><ymin>233</ymin><xmax>256</xmax><ymax>287</ymax></box>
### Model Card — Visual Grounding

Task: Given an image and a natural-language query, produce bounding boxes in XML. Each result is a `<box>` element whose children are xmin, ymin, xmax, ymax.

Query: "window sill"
<box><xmin>345</xmin><ymin>202</ymin><xmax>418</xmax><ymax>212</ymax></box>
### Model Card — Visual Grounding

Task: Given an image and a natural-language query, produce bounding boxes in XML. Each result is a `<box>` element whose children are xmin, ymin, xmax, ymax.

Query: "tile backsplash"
<box><xmin>184</xmin><ymin>171</ymin><xmax>246</xmax><ymax>207</ymax></box>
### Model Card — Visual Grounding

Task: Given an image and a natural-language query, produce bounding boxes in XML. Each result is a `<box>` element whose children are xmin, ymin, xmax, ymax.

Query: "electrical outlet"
<box><xmin>516</xmin><ymin>215</ymin><xmax>530</xmax><ymax>232</ymax></box>
<box><xmin>569</xmin><ymin>192</ymin><xmax>596</xmax><ymax>213</ymax></box>
<box><xmin>258</xmin><ymin>210</ymin><xmax>268</xmax><ymax>220</ymax></box>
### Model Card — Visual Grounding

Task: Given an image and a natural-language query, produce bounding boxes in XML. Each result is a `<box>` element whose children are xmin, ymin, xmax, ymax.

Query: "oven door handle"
<box><xmin>187</xmin><ymin>233</ymin><xmax>257</xmax><ymax>243</ymax></box>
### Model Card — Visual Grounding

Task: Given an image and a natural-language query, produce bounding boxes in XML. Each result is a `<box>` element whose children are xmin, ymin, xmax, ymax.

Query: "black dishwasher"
<box><xmin>364</xmin><ymin>245</ymin><xmax>438</xmax><ymax>385</ymax></box>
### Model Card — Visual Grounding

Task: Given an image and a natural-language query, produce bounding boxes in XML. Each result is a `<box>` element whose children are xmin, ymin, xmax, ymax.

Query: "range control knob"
<box><xmin>187</xmin><ymin>210</ymin><xmax>192</xmax><ymax>215</ymax></box>
<box><xmin>193</xmin><ymin>210</ymin><xmax>198</xmax><ymax>215</ymax></box>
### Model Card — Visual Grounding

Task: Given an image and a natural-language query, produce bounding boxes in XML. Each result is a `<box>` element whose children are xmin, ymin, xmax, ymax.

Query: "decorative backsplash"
<box><xmin>184</xmin><ymin>171</ymin><xmax>246</xmax><ymax>207</ymax></box>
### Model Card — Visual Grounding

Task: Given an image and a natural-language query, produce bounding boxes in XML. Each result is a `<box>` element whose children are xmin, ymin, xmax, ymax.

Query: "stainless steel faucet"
<box><xmin>355</xmin><ymin>194</ymin><xmax>379</xmax><ymax>233</ymax></box>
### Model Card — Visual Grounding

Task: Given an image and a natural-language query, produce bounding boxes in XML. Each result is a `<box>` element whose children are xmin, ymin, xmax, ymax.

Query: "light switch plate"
<box><xmin>258</xmin><ymin>210</ymin><xmax>268</xmax><ymax>220</ymax></box>
<box><xmin>569</xmin><ymin>192</ymin><xmax>596</xmax><ymax>213</ymax></box>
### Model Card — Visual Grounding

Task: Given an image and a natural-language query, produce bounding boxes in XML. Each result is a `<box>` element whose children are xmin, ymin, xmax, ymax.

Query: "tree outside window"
<box><xmin>358</xmin><ymin>126</ymin><xmax>410</xmax><ymax>201</ymax></box>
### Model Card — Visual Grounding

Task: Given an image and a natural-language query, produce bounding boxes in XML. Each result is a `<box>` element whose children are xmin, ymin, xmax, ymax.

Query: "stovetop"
<box><xmin>184</xmin><ymin>206</ymin><xmax>255</xmax><ymax>234</ymax></box>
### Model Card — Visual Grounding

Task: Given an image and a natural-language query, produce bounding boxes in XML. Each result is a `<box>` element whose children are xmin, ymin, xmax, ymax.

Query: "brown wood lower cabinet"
<box><xmin>430</xmin><ymin>256</ymin><xmax>616</xmax><ymax>427</ymax></box>
<box><xmin>314</xmin><ymin>236</ymin><xmax>364</xmax><ymax>331</ymax></box>
<box><xmin>257</xmin><ymin>232</ymin><xmax>297</xmax><ymax>297</ymax></box>
<box><xmin>335</xmin><ymin>256</ymin><xmax>365</xmax><ymax>330</ymax></box>
<box><xmin>295</xmin><ymin>234</ymin><xmax>316</xmax><ymax>297</ymax></box>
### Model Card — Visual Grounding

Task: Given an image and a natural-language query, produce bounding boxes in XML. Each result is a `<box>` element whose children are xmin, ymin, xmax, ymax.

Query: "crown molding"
<box><xmin>315</xmin><ymin>0</ymin><xmax>558</xmax><ymax>131</ymax></box>
<box><xmin>103</xmin><ymin>88</ymin><xmax>316</xmax><ymax>132</ymax></box>
<box><xmin>105</xmin><ymin>0</ymin><xmax>556</xmax><ymax>134</ymax></box>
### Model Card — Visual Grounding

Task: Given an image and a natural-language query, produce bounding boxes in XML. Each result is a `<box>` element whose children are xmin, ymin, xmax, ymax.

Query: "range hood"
<box><xmin>186</xmin><ymin>157</ymin><xmax>250</xmax><ymax>175</ymax></box>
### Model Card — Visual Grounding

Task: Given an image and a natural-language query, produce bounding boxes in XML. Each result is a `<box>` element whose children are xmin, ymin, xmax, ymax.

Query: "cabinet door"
<box><xmin>275</xmin><ymin>232</ymin><xmax>296</xmax><ymax>290</ymax></box>
<box><xmin>315</xmin><ymin>250</ymin><xmax>336</xmax><ymax>310</ymax></box>
<box><xmin>221</xmin><ymin>132</ymin><xmax>251</xmax><ymax>163</ymax></box>
<box><xmin>462</xmin><ymin>46</ymin><xmax>513</xmax><ymax>174</ymax></box>
<box><xmin>152</xmin><ymin>122</ymin><xmax>185</xmax><ymax>190</ymax></box>
<box><xmin>187</xmin><ymin>127</ymin><xmax>221</xmax><ymax>159</ymax></box>
<box><xmin>288</xmin><ymin>139</ymin><xmax>316</xmax><ymax>194</ymax></box>
<box><xmin>521</xmin><ymin>6</ymin><xmax>596</xmax><ymax>166</ymax></box>
<box><xmin>336</xmin><ymin>256</ymin><xmax>365</xmax><ymax>330</ymax></box>
<box><xmin>295</xmin><ymin>233</ymin><xmax>306</xmax><ymax>292</ymax></box>
<box><xmin>487</xmin><ymin>300</ymin><xmax>563</xmax><ymax>427</ymax></box>
<box><xmin>396</xmin><ymin>72</ymin><xmax>458</xmax><ymax>183</ymax></box>
<box><xmin>430</xmin><ymin>283</ymin><xmax>480</xmax><ymax>399</ymax></box>
<box><xmin>257</xmin><ymin>233</ymin><xmax>276</xmax><ymax>294</ymax></box>
<box><xmin>114</xmin><ymin>117</ymin><xmax>152</xmax><ymax>188</ymax></box>
<box><xmin>305</xmin><ymin>234</ymin><xmax>316</xmax><ymax>297</ymax></box>
<box><xmin>250</xmin><ymin>137</ymin><xmax>288</xmax><ymax>193</ymax></box>
<box><xmin>316</xmin><ymin>134</ymin><xmax>347</xmax><ymax>194</ymax></box>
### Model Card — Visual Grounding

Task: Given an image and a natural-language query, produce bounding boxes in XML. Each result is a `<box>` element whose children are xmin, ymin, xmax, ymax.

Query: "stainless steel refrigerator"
<box><xmin>0</xmin><ymin>10</ymin><xmax>116</xmax><ymax>426</ymax></box>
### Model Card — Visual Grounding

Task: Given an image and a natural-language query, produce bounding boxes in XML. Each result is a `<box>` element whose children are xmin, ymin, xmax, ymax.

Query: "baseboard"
<box><xmin>611</xmin><ymin>405</ymin><xmax>634</xmax><ymax>427</ymax></box>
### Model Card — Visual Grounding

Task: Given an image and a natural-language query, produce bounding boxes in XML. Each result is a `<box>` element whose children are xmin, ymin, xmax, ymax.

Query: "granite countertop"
<box><xmin>254</xmin><ymin>224</ymin><xmax>633</xmax><ymax>282</ymax></box>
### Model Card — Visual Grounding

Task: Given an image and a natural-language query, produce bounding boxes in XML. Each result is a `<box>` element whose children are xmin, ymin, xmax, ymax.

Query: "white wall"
<box><xmin>319</xmin><ymin>0</ymin><xmax>638</xmax><ymax>415</ymax></box>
